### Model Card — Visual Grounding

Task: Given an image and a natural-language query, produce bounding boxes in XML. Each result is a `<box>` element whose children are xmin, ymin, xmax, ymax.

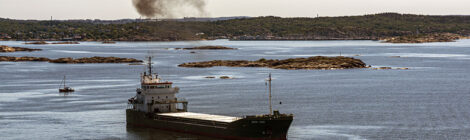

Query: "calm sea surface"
<box><xmin>1</xmin><ymin>40</ymin><xmax>470</xmax><ymax>140</ymax></box>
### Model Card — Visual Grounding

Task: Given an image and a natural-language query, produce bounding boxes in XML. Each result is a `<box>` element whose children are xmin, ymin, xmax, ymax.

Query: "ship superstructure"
<box><xmin>127</xmin><ymin>57</ymin><xmax>293</xmax><ymax>140</ymax></box>
<box><xmin>128</xmin><ymin>57</ymin><xmax>187</xmax><ymax>114</ymax></box>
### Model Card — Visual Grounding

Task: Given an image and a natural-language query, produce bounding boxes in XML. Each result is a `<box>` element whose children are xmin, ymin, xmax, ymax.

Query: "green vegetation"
<box><xmin>382</xmin><ymin>33</ymin><xmax>463</xmax><ymax>43</ymax></box>
<box><xmin>1</xmin><ymin>13</ymin><xmax>470</xmax><ymax>41</ymax></box>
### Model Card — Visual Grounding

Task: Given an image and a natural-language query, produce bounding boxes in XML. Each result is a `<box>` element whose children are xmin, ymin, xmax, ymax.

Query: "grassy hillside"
<box><xmin>1</xmin><ymin>13</ymin><xmax>470</xmax><ymax>41</ymax></box>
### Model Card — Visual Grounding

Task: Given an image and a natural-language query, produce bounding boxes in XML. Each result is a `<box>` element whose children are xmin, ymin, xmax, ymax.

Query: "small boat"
<box><xmin>59</xmin><ymin>75</ymin><xmax>74</xmax><ymax>93</ymax></box>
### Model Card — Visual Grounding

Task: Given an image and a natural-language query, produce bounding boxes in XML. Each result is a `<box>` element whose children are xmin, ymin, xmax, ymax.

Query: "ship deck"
<box><xmin>157</xmin><ymin>112</ymin><xmax>241</xmax><ymax>123</ymax></box>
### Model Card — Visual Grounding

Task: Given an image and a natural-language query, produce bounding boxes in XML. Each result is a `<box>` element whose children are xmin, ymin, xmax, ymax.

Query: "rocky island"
<box><xmin>1</xmin><ymin>45</ymin><xmax>42</xmax><ymax>52</ymax></box>
<box><xmin>179</xmin><ymin>56</ymin><xmax>367</xmax><ymax>70</ymax></box>
<box><xmin>102</xmin><ymin>40</ymin><xmax>116</xmax><ymax>44</ymax></box>
<box><xmin>382</xmin><ymin>33</ymin><xmax>465</xmax><ymax>43</ymax></box>
<box><xmin>0</xmin><ymin>56</ymin><xmax>142</xmax><ymax>64</ymax></box>
<box><xmin>175</xmin><ymin>46</ymin><xmax>237</xmax><ymax>50</ymax></box>
<box><xmin>0</xmin><ymin>56</ymin><xmax>50</xmax><ymax>62</ymax></box>
<box><xmin>52</xmin><ymin>41</ymin><xmax>80</xmax><ymax>44</ymax></box>
<box><xmin>24</xmin><ymin>41</ymin><xmax>49</xmax><ymax>45</ymax></box>
<box><xmin>49</xmin><ymin>56</ymin><xmax>142</xmax><ymax>64</ymax></box>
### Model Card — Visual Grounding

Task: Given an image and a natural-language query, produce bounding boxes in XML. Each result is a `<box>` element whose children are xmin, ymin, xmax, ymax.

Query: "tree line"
<box><xmin>1</xmin><ymin>13</ymin><xmax>469</xmax><ymax>41</ymax></box>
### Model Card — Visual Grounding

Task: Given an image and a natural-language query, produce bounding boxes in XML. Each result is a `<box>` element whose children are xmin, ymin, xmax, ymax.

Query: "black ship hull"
<box><xmin>126</xmin><ymin>109</ymin><xmax>293</xmax><ymax>140</ymax></box>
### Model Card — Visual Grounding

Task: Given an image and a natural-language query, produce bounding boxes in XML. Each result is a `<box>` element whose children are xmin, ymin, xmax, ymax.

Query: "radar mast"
<box><xmin>147</xmin><ymin>56</ymin><xmax>153</xmax><ymax>76</ymax></box>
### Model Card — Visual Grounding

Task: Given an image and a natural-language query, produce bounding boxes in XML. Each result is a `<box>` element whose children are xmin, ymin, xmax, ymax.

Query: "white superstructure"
<box><xmin>128</xmin><ymin>57</ymin><xmax>188</xmax><ymax>114</ymax></box>
<box><xmin>127</xmin><ymin>57</ymin><xmax>245</xmax><ymax>123</ymax></box>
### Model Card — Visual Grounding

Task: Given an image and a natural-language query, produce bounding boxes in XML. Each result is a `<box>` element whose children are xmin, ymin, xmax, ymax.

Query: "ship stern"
<box><xmin>227</xmin><ymin>111</ymin><xmax>294</xmax><ymax>140</ymax></box>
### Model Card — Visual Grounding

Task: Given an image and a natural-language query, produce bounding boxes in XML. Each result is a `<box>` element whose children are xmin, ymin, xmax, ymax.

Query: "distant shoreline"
<box><xmin>2</xmin><ymin>13</ymin><xmax>470</xmax><ymax>44</ymax></box>
<box><xmin>229</xmin><ymin>38</ymin><xmax>377</xmax><ymax>41</ymax></box>
<box><xmin>1</xmin><ymin>35</ymin><xmax>469</xmax><ymax>43</ymax></box>
<box><xmin>2</xmin><ymin>38</ymin><xmax>468</xmax><ymax>43</ymax></box>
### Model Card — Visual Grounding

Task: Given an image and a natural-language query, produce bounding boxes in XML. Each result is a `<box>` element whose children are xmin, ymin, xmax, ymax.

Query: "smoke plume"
<box><xmin>132</xmin><ymin>0</ymin><xmax>207</xmax><ymax>18</ymax></box>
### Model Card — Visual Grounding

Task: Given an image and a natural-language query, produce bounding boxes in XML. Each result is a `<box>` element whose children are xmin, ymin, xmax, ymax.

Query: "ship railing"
<box><xmin>126</xmin><ymin>104</ymin><xmax>135</xmax><ymax>109</ymax></box>
<box><xmin>244</xmin><ymin>113</ymin><xmax>294</xmax><ymax>119</ymax></box>
<box><xmin>149</xmin><ymin>100</ymin><xmax>188</xmax><ymax>105</ymax></box>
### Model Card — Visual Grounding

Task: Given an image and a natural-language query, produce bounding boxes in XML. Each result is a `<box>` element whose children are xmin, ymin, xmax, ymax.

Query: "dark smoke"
<box><xmin>132</xmin><ymin>0</ymin><xmax>207</xmax><ymax>18</ymax></box>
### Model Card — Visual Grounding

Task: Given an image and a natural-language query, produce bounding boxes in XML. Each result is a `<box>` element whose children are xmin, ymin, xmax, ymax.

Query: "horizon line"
<box><xmin>2</xmin><ymin>12</ymin><xmax>470</xmax><ymax>21</ymax></box>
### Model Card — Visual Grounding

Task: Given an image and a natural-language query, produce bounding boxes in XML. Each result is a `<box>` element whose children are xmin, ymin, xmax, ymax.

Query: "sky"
<box><xmin>0</xmin><ymin>0</ymin><xmax>470</xmax><ymax>20</ymax></box>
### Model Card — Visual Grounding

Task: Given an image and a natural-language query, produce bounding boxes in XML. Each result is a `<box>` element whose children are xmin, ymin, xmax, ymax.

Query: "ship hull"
<box><xmin>126</xmin><ymin>109</ymin><xmax>293</xmax><ymax>140</ymax></box>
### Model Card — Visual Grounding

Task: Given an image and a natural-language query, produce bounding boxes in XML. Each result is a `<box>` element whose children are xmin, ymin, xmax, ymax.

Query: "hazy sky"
<box><xmin>1</xmin><ymin>0</ymin><xmax>470</xmax><ymax>20</ymax></box>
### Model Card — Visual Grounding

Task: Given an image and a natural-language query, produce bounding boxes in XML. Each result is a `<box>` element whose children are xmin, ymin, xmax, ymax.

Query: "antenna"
<box><xmin>147</xmin><ymin>56</ymin><xmax>153</xmax><ymax>75</ymax></box>
<box><xmin>63</xmin><ymin>75</ymin><xmax>66</xmax><ymax>88</ymax></box>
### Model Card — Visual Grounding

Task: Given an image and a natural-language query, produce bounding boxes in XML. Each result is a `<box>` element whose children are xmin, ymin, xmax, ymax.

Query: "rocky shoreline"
<box><xmin>24</xmin><ymin>41</ymin><xmax>49</xmax><ymax>45</ymax></box>
<box><xmin>7</xmin><ymin>33</ymin><xmax>468</xmax><ymax>43</ymax></box>
<box><xmin>179</xmin><ymin>56</ymin><xmax>367</xmax><ymax>70</ymax></box>
<box><xmin>49</xmin><ymin>57</ymin><xmax>142</xmax><ymax>64</ymax></box>
<box><xmin>1</xmin><ymin>45</ymin><xmax>42</xmax><ymax>52</ymax></box>
<box><xmin>24</xmin><ymin>41</ymin><xmax>80</xmax><ymax>45</ymax></box>
<box><xmin>102</xmin><ymin>40</ymin><xmax>116</xmax><ymax>44</ymax></box>
<box><xmin>175</xmin><ymin>46</ymin><xmax>237</xmax><ymax>50</ymax></box>
<box><xmin>0</xmin><ymin>56</ymin><xmax>50</xmax><ymax>62</ymax></box>
<box><xmin>382</xmin><ymin>33</ymin><xmax>465</xmax><ymax>43</ymax></box>
<box><xmin>0</xmin><ymin>56</ymin><xmax>142</xmax><ymax>64</ymax></box>
<box><xmin>52</xmin><ymin>41</ymin><xmax>80</xmax><ymax>44</ymax></box>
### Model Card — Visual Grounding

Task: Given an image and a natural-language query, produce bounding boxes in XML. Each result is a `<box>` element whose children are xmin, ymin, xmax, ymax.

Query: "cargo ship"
<box><xmin>126</xmin><ymin>57</ymin><xmax>293</xmax><ymax>140</ymax></box>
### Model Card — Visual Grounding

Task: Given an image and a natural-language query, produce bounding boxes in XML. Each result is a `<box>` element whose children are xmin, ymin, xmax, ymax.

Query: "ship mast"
<box><xmin>268</xmin><ymin>73</ymin><xmax>272</xmax><ymax>115</ymax></box>
<box><xmin>63</xmin><ymin>75</ymin><xmax>66</xmax><ymax>88</ymax></box>
<box><xmin>147</xmin><ymin>56</ymin><xmax>152</xmax><ymax>76</ymax></box>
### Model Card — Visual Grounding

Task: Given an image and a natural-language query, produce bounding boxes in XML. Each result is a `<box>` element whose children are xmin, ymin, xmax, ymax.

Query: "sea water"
<box><xmin>1</xmin><ymin>40</ymin><xmax>470</xmax><ymax>139</ymax></box>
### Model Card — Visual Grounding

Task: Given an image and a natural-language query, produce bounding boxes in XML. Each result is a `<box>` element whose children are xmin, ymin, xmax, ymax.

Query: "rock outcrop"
<box><xmin>179</xmin><ymin>56</ymin><xmax>367</xmax><ymax>70</ymax></box>
<box><xmin>382</xmin><ymin>33</ymin><xmax>464</xmax><ymax>43</ymax></box>
<box><xmin>0</xmin><ymin>45</ymin><xmax>42</xmax><ymax>52</ymax></box>
<box><xmin>176</xmin><ymin>46</ymin><xmax>237</xmax><ymax>50</ymax></box>
<box><xmin>49</xmin><ymin>56</ymin><xmax>143</xmax><ymax>64</ymax></box>
<box><xmin>0</xmin><ymin>56</ymin><xmax>50</xmax><ymax>62</ymax></box>
<box><xmin>102</xmin><ymin>41</ymin><xmax>116</xmax><ymax>44</ymax></box>
<box><xmin>220</xmin><ymin>76</ymin><xmax>232</xmax><ymax>79</ymax></box>
<box><xmin>25</xmin><ymin>41</ymin><xmax>49</xmax><ymax>45</ymax></box>
<box><xmin>51</xmin><ymin>41</ymin><xmax>79</xmax><ymax>44</ymax></box>
<box><xmin>0</xmin><ymin>56</ymin><xmax>142</xmax><ymax>64</ymax></box>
